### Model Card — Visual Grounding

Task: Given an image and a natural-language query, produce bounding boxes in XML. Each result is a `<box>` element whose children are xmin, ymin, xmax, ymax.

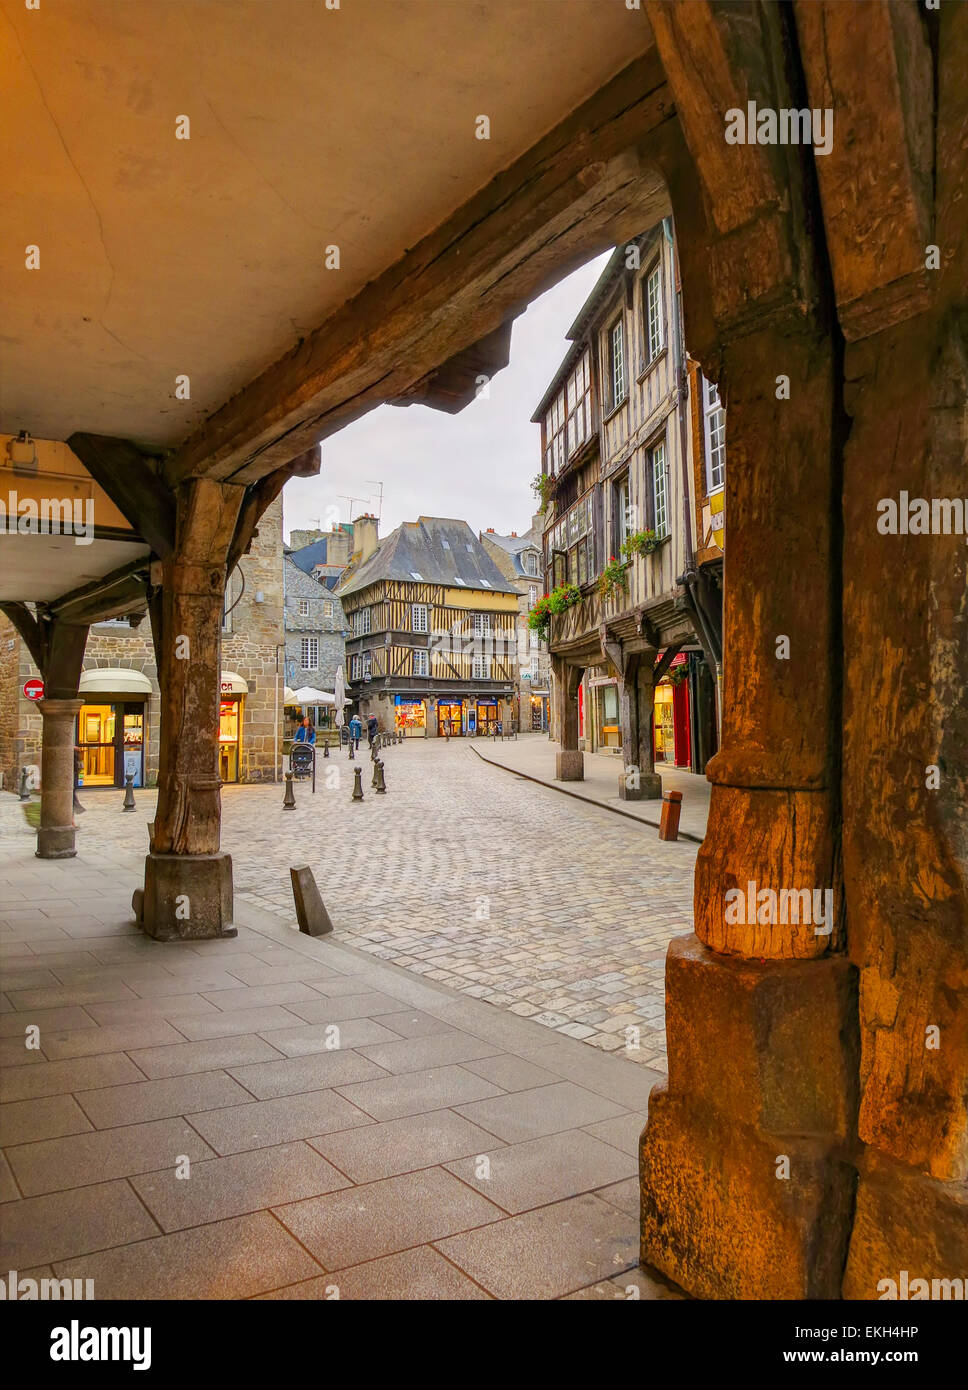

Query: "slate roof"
<box><xmin>482</xmin><ymin>528</ymin><xmax>542</xmax><ymax>579</ymax></box>
<box><xmin>287</xmin><ymin>538</ymin><xmax>330</xmax><ymax>573</ymax></box>
<box><xmin>338</xmin><ymin>517</ymin><xmax>518</xmax><ymax>598</ymax></box>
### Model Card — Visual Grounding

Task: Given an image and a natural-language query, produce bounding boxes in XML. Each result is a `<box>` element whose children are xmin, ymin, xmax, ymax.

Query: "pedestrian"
<box><xmin>293</xmin><ymin>715</ymin><xmax>316</xmax><ymax>745</ymax></box>
<box><xmin>367</xmin><ymin>713</ymin><xmax>379</xmax><ymax>746</ymax></box>
<box><xmin>349</xmin><ymin>713</ymin><xmax>362</xmax><ymax>751</ymax></box>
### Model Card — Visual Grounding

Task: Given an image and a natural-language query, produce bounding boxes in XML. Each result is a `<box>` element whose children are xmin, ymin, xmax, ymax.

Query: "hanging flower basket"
<box><xmin>597</xmin><ymin>556</ymin><xmax>630</xmax><ymax>601</ymax></box>
<box><xmin>621</xmin><ymin>528</ymin><xmax>664</xmax><ymax>560</ymax></box>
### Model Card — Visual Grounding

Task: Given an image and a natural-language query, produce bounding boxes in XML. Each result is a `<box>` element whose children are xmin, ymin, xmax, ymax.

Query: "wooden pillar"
<box><xmin>140</xmin><ymin>479</ymin><xmax>244</xmax><ymax>940</ymax></box>
<box><xmin>34</xmin><ymin>621</ymin><xmax>88</xmax><ymax>860</ymax></box>
<box><xmin>552</xmin><ymin>656</ymin><xmax>583</xmax><ymax>780</ymax></box>
<box><xmin>639</xmin><ymin>0</ymin><xmax>857</xmax><ymax>1298</ymax></box>
<box><xmin>619</xmin><ymin>655</ymin><xmax>661</xmax><ymax>800</ymax></box>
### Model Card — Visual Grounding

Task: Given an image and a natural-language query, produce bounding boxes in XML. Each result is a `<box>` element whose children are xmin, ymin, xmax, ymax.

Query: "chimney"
<box><xmin>486</xmin><ymin>527</ymin><xmax>496</xmax><ymax>533</ymax></box>
<box><xmin>352</xmin><ymin>514</ymin><xmax>379</xmax><ymax>564</ymax></box>
<box><xmin>510</xmin><ymin>531</ymin><xmax>517</xmax><ymax>538</ymax></box>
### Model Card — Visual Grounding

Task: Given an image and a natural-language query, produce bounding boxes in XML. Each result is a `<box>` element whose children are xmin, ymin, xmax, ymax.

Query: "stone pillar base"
<box><xmin>137</xmin><ymin>852</ymin><xmax>237</xmax><ymax>941</ymax></box>
<box><xmin>843</xmin><ymin>1150</ymin><xmax>968</xmax><ymax>1299</ymax></box>
<box><xmin>639</xmin><ymin>934</ymin><xmax>859</xmax><ymax>1298</ymax></box>
<box><xmin>555</xmin><ymin>750</ymin><xmax>584</xmax><ymax>781</ymax></box>
<box><xmin>619</xmin><ymin>772</ymin><xmax>662</xmax><ymax>800</ymax></box>
<box><xmin>36</xmin><ymin>825</ymin><xmax>78</xmax><ymax>859</ymax></box>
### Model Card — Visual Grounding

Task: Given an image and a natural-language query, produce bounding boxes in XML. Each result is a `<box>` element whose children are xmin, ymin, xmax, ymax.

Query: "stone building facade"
<box><xmin>0</xmin><ymin>496</ymin><xmax>285</xmax><ymax>789</ymax></box>
<box><xmin>283</xmin><ymin>555</ymin><xmax>347</xmax><ymax>727</ymax></box>
<box><xmin>479</xmin><ymin>518</ymin><xmax>551</xmax><ymax>733</ymax></box>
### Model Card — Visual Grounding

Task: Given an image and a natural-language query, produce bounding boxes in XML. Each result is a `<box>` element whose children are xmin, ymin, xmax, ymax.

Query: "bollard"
<box><xmin>122</xmin><ymin>773</ymin><xmax>136</xmax><ymax>811</ymax></box>
<box><xmin>19</xmin><ymin>766</ymin><xmax>30</xmax><ymax>801</ymax></box>
<box><xmin>283</xmin><ymin>772</ymin><xmax>296</xmax><ymax>809</ymax></box>
<box><xmin>351</xmin><ymin>765</ymin><xmax>364</xmax><ymax>801</ymax></box>
<box><xmin>371</xmin><ymin>758</ymin><xmax>380</xmax><ymax>787</ymax></box>
<box><xmin>374</xmin><ymin>760</ymin><xmax>387</xmax><ymax>795</ymax></box>
<box><xmin>348</xmin><ymin>742</ymin><xmax>354</xmax><ymax>761</ymax></box>
<box><xmin>290</xmin><ymin>865</ymin><xmax>334</xmax><ymax>937</ymax></box>
<box><xmin>323</xmin><ymin>741</ymin><xmax>329</xmax><ymax>758</ymax></box>
<box><xmin>658</xmin><ymin>789</ymin><xmax>683</xmax><ymax>841</ymax></box>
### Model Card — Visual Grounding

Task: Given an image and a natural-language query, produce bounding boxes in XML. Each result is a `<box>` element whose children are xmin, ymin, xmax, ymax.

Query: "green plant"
<box><xmin>531</xmin><ymin>472</ymin><xmax>555</xmax><ymax>514</ymax></box>
<box><xmin>621</xmin><ymin>528</ymin><xmax>664</xmax><ymax>560</ymax></box>
<box><xmin>597</xmin><ymin>555</ymin><xmax>630</xmax><ymax>601</ymax></box>
<box><xmin>528</xmin><ymin>583</ymin><xmax>581</xmax><ymax>640</ymax></box>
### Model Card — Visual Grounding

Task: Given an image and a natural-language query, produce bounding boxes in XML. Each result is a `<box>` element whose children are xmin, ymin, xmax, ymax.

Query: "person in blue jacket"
<box><xmin>349</xmin><ymin>714</ymin><xmax>362</xmax><ymax>751</ymax></box>
<box><xmin>293</xmin><ymin>715</ymin><xmax>315</xmax><ymax>744</ymax></box>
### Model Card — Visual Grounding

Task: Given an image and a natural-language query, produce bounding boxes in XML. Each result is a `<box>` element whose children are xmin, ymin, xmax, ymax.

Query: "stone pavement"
<box><xmin>53</xmin><ymin>740</ymin><xmax>699</xmax><ymax>1069</ymax></box>
<box><xmin>0</xmin><ymin>811</ymin><xmax>685</xmax><ymax>1300</ymax></box>
<box><xmin>473</xmin><ymin>734</ymin><xmax>711</xmax><ymax>842</ymax></box>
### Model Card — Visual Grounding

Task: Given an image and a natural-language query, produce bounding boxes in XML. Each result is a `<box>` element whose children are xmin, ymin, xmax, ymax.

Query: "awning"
<box><xmin>220</xmin><ymin>671</ymin><xmax>249</xmax><ymax>696</ymax></box>
<box><xmin>79</xmin><ymin>667</ymin><xmax>152</xmax><ymax>696</ymax></box>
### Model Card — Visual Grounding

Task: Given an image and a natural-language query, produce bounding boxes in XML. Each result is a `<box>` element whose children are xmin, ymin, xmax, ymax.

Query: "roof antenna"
<box><xmin>365</xmin><ymin>480</ymin><xmax>384</xmax><ymax>525</ymax></box>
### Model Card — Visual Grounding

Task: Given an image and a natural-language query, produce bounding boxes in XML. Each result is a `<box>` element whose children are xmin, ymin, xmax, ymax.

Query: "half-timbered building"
<box><xmin>337</xmin><ymin>515</ymin><xmax>519</xmax><ymax>737</ymax></box>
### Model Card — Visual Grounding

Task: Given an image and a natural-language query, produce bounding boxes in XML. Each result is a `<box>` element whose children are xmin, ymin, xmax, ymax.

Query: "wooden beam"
<box><xmin>226</xmin><ymin>448</ymin><xmax>320</xmax><ymax>578</ymax></box>
<box><xmin>68</xmin><ymin>433</ymin><xmax>176</xmax><ymax>558</ymax></box>
<box><xmin>0</xmin><ymin>601</ymin><xmax>47</xmax><ymax>673</ymax></box>
<box><xmin>45</xmin><ymin>556</ymin><xmax>150</xmax><ymax>627</ymax></box>
<box><xmin>164</xmin><ymin>51</ymin><xmax>674</xmax><ymax>488</ymax></box>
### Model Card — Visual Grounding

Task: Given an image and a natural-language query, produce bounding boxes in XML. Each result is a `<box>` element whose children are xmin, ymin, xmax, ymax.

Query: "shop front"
<box><xmin>591</xmin><ymin>678</ymin><xmax>621</xmax><ymax>752</ymax></box>
<box><xmin>653</xmin><ymin>652</ymin><xmax>692</xmax><ymax>768</ymax></box>
<box><xmin>436</xmin><ymin>700</ymin><xmax>463</xmax><ymax>737</ymax></box>
<box><xmin>475</xmin><ymin>698</ymin><xmax>498</xmax><ymax>735</ymax></box>
<box><xmin>394</xmin><ymin>696</ymin><xmax>427</xmax><ymax>737</ymax></box>
<box><xmin>528</xmin><ymin>692</ymin><xmax>549</xmax><ymax>732</ymax></box>
<box><xmin>76</xmin><ymin>668</ymin><xmax>151</xmax><ymax>788</ymax></box>
<box><xmin>219</xmin><ymin>671</ymin><xmax>248</xmax><ymax>783</ymax></box>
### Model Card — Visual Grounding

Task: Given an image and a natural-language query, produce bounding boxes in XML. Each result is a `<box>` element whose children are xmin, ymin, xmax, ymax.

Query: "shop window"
<box><xmin>703</xmin><ymin>376</ymin><xmax>726</xmax><ymax>493</ymax></box>
<box><xmin>413</xmin><ymin>649</ymin><xmax>428</xmax><ymax>677</ymax></box>
<box><xmin>651</xmin><ymin>441</ymin><xmax>668</xmax><ymax>538</ymax></box>
<box><xmin>412</xmin><ymin>603</ymin><xmax>428</xmax><ymax>633</ymax></box>
<box><xmin>300</xmin><ymin>637</ymin><xmax>318</xmax><ymax>670</ymax></box>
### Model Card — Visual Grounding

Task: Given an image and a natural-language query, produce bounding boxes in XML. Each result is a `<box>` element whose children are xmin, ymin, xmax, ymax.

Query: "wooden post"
<box><xmin>552</xmin><ymin>656</ymin><xmax>583</xmax><ymax>781</ymax></box>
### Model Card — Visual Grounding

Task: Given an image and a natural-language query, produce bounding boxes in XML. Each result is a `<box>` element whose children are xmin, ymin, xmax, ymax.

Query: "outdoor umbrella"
<box><xmin>333</xmin><ymin>666</ymin><xmax>346</xmax><ymax>729</ymax></box>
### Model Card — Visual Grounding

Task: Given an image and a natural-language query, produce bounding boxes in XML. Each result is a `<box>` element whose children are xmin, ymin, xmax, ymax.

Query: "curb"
<box><xmin>469</xmin><ymin>743</ymin><xmax>706</xmax><ymax>845</ymax></box>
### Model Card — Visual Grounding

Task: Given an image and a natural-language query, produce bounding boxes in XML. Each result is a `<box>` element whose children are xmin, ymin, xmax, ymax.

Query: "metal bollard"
<box><xmin>374</xmin><ymin>760</ymin><xmax>387</xmax><ymax>795</ymax></box>
<box><xmin>658</xmin><ymin>789</ymin><xmax>683</xmax><ymax>841</ymax></box>
<box><xmin>371</xmin><ymin>758</ymin><xmax>380</xmax><ymax>787</ymax></box>
<box><xmin>283</xmin><ymin>772</ymin><xmax>296</xmax><ymax>809</ymax></box>
<box><xmin>323</xmin><ymin>741</ymin><xmax>329</xmax><ymax>758</ymax></box>
<box><xmin>351</xmin><ymin>765</ymin><xmax>364</xmax><ymax>801</ymax></box>
<box><xmin>122</xmin><ymin>773</ymin><xmax>137</xmax><ymax>811</ymax></box>
<box><xmin>348</xmin><ymin>742</ymin><xmax>355</xmax><ymax>760</ymax></box>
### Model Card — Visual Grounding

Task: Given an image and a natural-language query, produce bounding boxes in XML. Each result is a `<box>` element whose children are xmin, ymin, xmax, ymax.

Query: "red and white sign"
<box><xmin>23</xmin><ymin>678</ymin><xmax>44</xmax><ymax>701</ymax></box>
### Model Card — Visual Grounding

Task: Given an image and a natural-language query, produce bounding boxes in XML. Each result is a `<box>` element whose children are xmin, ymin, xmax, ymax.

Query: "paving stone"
<box><xmin>563</xmin><ymin>1264</ymin><xmax>686</xmax><ymax>1300</ymax></box>
<box><xmin>54</xmin><ymin>1211</ymin><xmax>323</xmax><ymax>1299</ymax></box>
<box><xmin>581</xmin><ymin>1110</ymin><xmax>648</xmax><ymax>1157</ymax></box>
<box><xmin>0</xmin><ymin>1006</ymin><xmax>97</xmax><ymax>1037</ymax></box>
<box><xmin>275</xmin><ymin>1167</ymin><xmax>504</xmax><ymax>1269</ymax></box>
<box><xmin>369</xmin><ymin>1009</ymin><xmax>461</xmax><ymax>1038</ymax></box>
<box><xmin>435</xmin><ymin>1192</ymin><xmax>638</xmax><ymax>1299</ymax></box>
<box><xmin>256</xmin><ymin>1246</ymin><xmax>491</xmax><ymax>1300</ymax></box>
<box><xmin>309</xmin><ymin>1109</ymin><xmax>505</xmax><ymax>1184</ymax></box>
<box><xmin>227</xmin><ymin>1050</ymin><xmax>388</xmax><ymax>1100</ymax></box>
<box><xmin>5</xmin><ymin>984</ymin><xmax>138</xmax><ymax>1011</ymax></box>
<box><xmin>0</xmin><ymin>1180</ymin><xmax>160</xmax><ymax>1269</ymax></box>
<box><xmin>592</xmin><ymin>1176</ymin><xmax>640</xmax><ymax>1216</ymax></box>
<box><xmin>126</xmin><ymin>1034</ymin><xmax>285</xmax><ymax>1079</ymax></box>
<box><xmin>256</xmin><ymin>1019</ymin><xmax>401</xmax><ymax>1055</ymax></box>
<box><xmin>75</xmin><ymin>1072</ymin><xmax>254</xmax><ymax>1128</ymax></box>
<box><xmin>0</xmin><ymin>1052</ymin><xmax>146</xmax><ymax>1104</ymax></box>
<box><xmin>282</xmin><ymin>991</ymin><xmax>408</xmax><ymax>1023</ymax></box>
<box><xmin>454</xmin><ymin>1081</ymin><xmax>626</xmax><ymax>1144</ymax></box>
<box><xmin>186</xmin><ymin>1089</ymin><xmax>372</xmax><ymax>1155</ymax></box>
<box><xmin>0</xmin><ymin>1150</ymin><xmax>18</xmax><ymax>1201</ymax></box>
<box><xmin>458</xmin><ymin>1053</ymin><xmax>563</xmax><ymax>1092</ymax></box>
<box><xmin>169</xmin><ymin>1005</ymin><xmax>307</xmax><ymax>1041</ymax></box>
<box><xmin>445</xmin><ymin>1130</ymin><xmax>636</xmax><ymax>1214</ymax></box>
<box><xmin>6</xmin><ymin>1117</ymin><xmax>215</xmax><ymax>1195</ymax></box>
<box><xmin>0</xmin><ymin>1093</ymin><xmax>93</xmax><ymax>1145</ymax></box>
<box><xmin>198</xmin><ymin>981</ymin><xmax>325</xmax><ymax>1011</ymax></box>
<box><xmin>334</xmin><ymin>1065</ymin><xmax>504</xmax><ymax>1121</ymax></box>
<box><xmin>356</xmin><ymin>1031</ymin><xmax>503</xmax><ymax>1075</ymax></box>
<box><xmin>131</xmin><ymin>1141</ymin><xmax>351</xmax><ymax>1231</ymax></box>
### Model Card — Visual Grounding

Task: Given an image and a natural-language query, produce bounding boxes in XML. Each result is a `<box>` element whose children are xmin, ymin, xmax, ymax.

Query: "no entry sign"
<box><xmin>23</xmin><ymin>678</ymin><xmax>44</xmax><ymax>701</ymax></box>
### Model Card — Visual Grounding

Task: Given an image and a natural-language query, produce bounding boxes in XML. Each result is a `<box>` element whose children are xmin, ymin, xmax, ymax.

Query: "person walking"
<box><xmin>366</xmin><ymin>713</ymin><xmax>379</xmax><ymax>746</ymax></box>
<box><xmin>349</xmin><ymin>713</ymin><xmax>362</xmax><ymax>751</ymax></box>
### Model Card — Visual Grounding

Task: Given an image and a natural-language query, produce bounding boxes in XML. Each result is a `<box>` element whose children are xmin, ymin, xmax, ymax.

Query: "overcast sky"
<box><xmin>282</xmin><ymin>250</ymin><xmax>611</xmax><ymax>545</ymax></box>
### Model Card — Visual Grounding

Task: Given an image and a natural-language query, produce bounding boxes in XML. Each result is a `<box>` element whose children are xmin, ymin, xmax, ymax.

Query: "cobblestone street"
<box><xmin>71</xmin><ymin>739</ymin><xmax>697</xmax><ymax>1070</ymax></box>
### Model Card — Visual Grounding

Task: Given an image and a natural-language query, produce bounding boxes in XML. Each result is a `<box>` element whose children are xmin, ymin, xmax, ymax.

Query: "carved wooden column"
<box><xmin>619</xmin><ymin>653</ymin><xmax>662</xmax><ymax>800</ymax></box>
<box><xmin>139</xmin><ymin>478</ymin><xmax>244</xmax><ymax>940</ymax></box>
<box><xmin>639</xmin><ymin>0</ymin><xmax>857</xmax><ymax>1298</ymax></box>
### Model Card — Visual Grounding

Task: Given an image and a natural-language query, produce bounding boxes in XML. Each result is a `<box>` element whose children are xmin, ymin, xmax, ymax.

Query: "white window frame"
<box><xmin>353</xmin><ymin>606</ymin><xmax>371</xmax><ymax>636</ymax></box>
<box><xmin>350</xmin><ymin>653</ymin><xmax>362</xmax><ymax>681</ymax></box>
<box><xmin>472</xmin><ymin>612</ymin><xmax>491</xmax><ymax>638</ymax></box>
<box><xmin>529</xmin><ymin>630</ymin><xmax>540</xmax><ymax>650</ymax></box>
<box><xmin>617</xmin><ymin>474</ymin><xmax>632</xmax><ymax>549</ymax></box>
<box><xmin>525</xmin><ymin>551</ymin><xmax>539</xmax><ymax>577</ymax></box>
<box><xmin>645</xmin><ymin>262</ymin><xmax>664</xmax><ymax>365</ymax></box>
<box><xmin>297</xmin><ymin>597</ymin><xmax>310</xmax><ymax>618</ymax></box>
<box><xmin>300</xmin><ymin>636</ymin><xmax>318</xmax><ymax>671</ymax></box>
<box><xmin>411</xmin><ymin>603</ymin><xmax>428</xmax><ymax>633</ymax></box>
<box><xmin>651</xmin><ymin>441</ymin><xmax>668</xmax><ymax>539</ymax></box>
<box><xmin>413</xmin><ymin>649</ymin><xmax>429</xmax><ymax>677</ymax></box>
<box><xmin>472</xmin><ymin>654</ymin><xmax>492</xmax><ymax>680</ymax></box>
<box><xmin>607</xmin><ymin>317</ymin><xmax>626</xmax><ymax>411</ymax></box>
<box><xmin>362</xmin><ymin>651</ymin><xmax>372</xmax><ymax>679</ymax></box>
<box><xmin>323</xmin><ymin>601</ymin><xmax>334</xmax><ymax>619</ymax></box>
<box><xmin>528</xmin><ymin>585</ymin><xmax>538</xmax><ymax>610</ymax></box>
<box><xmin>703</xmin><ymin>376</ymin><xmax>726</xmax><ymax>493</ymax></box>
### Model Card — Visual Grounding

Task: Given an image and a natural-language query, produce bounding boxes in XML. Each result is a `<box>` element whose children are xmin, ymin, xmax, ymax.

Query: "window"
<box><xmin>651</xmin><ymin>442</ymin><xmax>668</xmax><ymax>539</ymax></box>
<box><xmin>413</xmin><ymin>649</ymin><xmax>429</xmax><ymax>677</ymax></box>
<box><xmin>543</xmin><ymin>349</ymin><xmax>591</xmax><ymax>475</ymax></box>
<box><xmin>297</xmin><ymin>598</ymin><xmax>310</xmax><ymax>618</ymax></box>
<box><xmin>615</xmin><ymin>474</ymin><xmax>632</xmax><ymax>551</ymax></box>
<box><xmin>525</xmin><ymin>550</ymin><xmax>539</xmax><ymax>577</ymax></box>
<box><xmin>362</xmin><ymin>651</ymin><xmax>372</xmax><ymax>679</ymax></box>
<box><xmin>703</xmin><ymin>376</ymin><xmax>726</xmax><ymax>492</ymax></box>
<box><xmin>412</xmin><ymin>603</ymin><xmax>428</xmax><ymax>633</ymax></box>
<box><xmin>528</xmin><ymin>585</ymin><xmax>538</xmax><ymax>609</ymax></box>
<box><xmin>472</xmin><ymin>654</ymin><xmax>492</xmax><ymax>679</ymax></box>
<box><xmin>530</xmin><ymin>656</ymin><xmax>540</xmax><ymax>680</ymax></box>
<box><xmin>644</xmin><ymin>263</ymin><xmax>664</xmax><ymax>364</ymax></box>
<box><xmin>549</xmin><ymin>492</ymin><xmax>595</xmax><ymax>588</ymax></box>
<box><xmin>472</xmin><ymin>612</ymin><xmax>491</xmax><ymax>638</ymax></box>
<box><xmin>323</xmin><ymin>601</ymin><xmax>334</xmax><ymax>619</ymax></box>
<box><xmin>606</xmin><ymin>317</ymin><xmax>626</xmax><ymax>411</ymax></box>
<box><xmin>529</xmin><ymin>630</ymin><xmax>540</xmax><ymax>649</ymax></box>
<box><xmin>350</xmin><ymin>653</ymin><xmax>362</xmax><ymax>681</ymax></box>
<box><xmin>353</xmin><ymin>607</ymin><xmax>371</xmax><ymax>636</ymax></box>
<box><xmin>300</xmin><ymin>637</ymin><xmax>318</xmax><ymax>671</ymax></box>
